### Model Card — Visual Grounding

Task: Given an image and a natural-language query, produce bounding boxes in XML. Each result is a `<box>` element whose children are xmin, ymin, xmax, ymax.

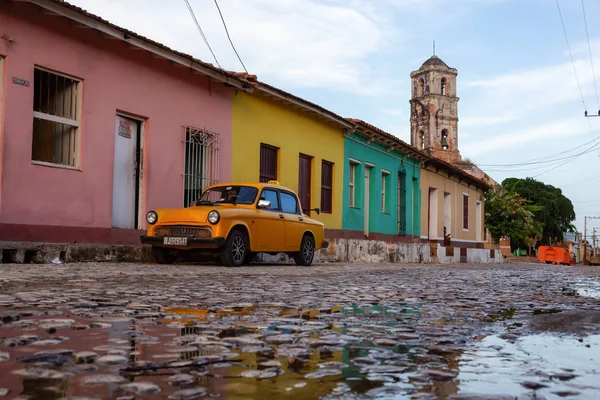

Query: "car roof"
<box><xmin>206</xmin><ymin>182</ymin><xmax>296</xmax><ymax>194</ymax></box>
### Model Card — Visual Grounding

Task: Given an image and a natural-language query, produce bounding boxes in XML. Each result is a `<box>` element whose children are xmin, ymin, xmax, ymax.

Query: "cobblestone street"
<box><xmin>1</xmin><ymin>262</ymin><xmax>600</xmax><ymax>400</ymax></box>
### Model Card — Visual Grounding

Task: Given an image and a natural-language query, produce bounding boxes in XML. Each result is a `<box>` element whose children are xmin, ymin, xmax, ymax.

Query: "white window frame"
<box><xmin>31</xmin><ymin>66</ymin><xmax>82</xmax><ymax>169</ymax></box>
<box><xmin>381</xmin><ymin>170</ymin><xmax>390</xmax><ymax>213</ymax></box>
<box><xmin>349</xmin><ymin>159</ymin><xmax>361</xmax><ymax>208</ymax></box>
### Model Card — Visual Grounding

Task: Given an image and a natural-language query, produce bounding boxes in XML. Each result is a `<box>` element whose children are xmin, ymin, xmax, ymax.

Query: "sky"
<box><xmin>69</xmin><ymin>0</ymin><xmax>600</xmax><ymax>236</ymax></box>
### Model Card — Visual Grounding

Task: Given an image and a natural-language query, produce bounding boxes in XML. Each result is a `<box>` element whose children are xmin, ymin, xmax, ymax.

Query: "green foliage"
<box><xmin>484</xmin><ymin>187</ymin><xmax>540</xmax><ymax>242</ymax></box>
<box><xmin>501</xmin><ymin>177</ymin><xmax>576</xmax><ymax>246</ymax></box>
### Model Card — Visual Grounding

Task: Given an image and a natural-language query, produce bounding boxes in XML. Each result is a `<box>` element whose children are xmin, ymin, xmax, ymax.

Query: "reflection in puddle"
<box><xmin>457</xmin><ymin>334</ymin><xmax>600</xmax><ymax>399</ymax></box>
<box><xmin>1</xmin><ymin>301</ymin><xmax>599</xmax><ymax>399</ymax></box>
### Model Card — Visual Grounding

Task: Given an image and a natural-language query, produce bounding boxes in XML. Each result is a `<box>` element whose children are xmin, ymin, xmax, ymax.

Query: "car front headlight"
<box><xmin>208</xmin><ymin>210</ymin><xmax>220</xmax><ymax>224</ymax></box>
<box><xmin>146</xmin><ymin>211</ymin><xmax>158</xmax><ymax>224</ymax></box>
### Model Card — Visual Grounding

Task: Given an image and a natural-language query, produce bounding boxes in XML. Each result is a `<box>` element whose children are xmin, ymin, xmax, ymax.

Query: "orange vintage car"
<box><xmin>140</xmin><ymin>181</ymin><xmax>329</xmax><ymax>267</ymax></box>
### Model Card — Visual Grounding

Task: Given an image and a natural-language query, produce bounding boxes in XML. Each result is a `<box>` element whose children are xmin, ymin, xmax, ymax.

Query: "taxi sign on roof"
<box><xmin>267</xmin><ymin>180</ymin><xmax>280</xmax><ymax>185</ymax></box>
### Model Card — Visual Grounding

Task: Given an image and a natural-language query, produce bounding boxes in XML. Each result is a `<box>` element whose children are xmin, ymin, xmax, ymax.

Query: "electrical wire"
<box><xmin>472</xmin><ymin>134</ymin><xmax>600</xmax><ymax>168</ymax></box>
<box><xmin>183</xmin><ymin>0</ymin><xmax>222</xmax><ymax>70</ymax></box>
<box><xmin>556</xmin><ymin>0</ymin><xmax>587</xmax><ymax>112</ymax></box>
<box><xmin>213</xmin><ymin>0</ymin><xmax>248</xmax><ymax>73</ymax></box>
<box><xmin>532</xmin><ymin>128</ymin><xmax>600</xmax><ymax>177</ymax></box>
<box><xmin>560</xmin><ymin>173</ymin><xmax>600</xmax><ymax>187</ymax></box>
<box><xmin>582</xmin><ymin>0</ymin><xmax>600</xmax><ymax>111</ymax></box>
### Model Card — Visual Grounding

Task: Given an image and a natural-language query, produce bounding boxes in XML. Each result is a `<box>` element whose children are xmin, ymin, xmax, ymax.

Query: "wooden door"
<box><xmin>298</xmin><ymin>154</ymin><xmax>312</xmax><ymax>214</ymax></box>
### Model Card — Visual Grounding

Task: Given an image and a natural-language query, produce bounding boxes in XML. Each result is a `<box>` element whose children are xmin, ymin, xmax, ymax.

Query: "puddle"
<box><xmin>1</xmin><ymin>298</ymin><xmax>599</xmax><ymax>399</ymax></box>
<box><xmin>456</xmin><ymin>334</ymin><xmax>600</xmax><ymax>399</ymax></box>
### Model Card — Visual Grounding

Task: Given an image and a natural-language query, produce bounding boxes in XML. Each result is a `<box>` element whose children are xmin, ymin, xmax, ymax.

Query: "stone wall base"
<box><xmin>256</xmin><ymin>238</ymin><xmax>503</xmax><ymax>265</ymax></box>
<box><xmin>0</xmin><ymin>241</ymin><xmax>153</xmax><ymax>264</ymax></box>
<box><xmin>1</xmin><ymin>239</ymin><xmax>503</xmax><ymax>265</ymax></box>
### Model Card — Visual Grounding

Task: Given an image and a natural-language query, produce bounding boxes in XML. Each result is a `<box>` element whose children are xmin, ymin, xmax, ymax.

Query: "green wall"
<box><xmin>342</xmin><ymin>133</ymin><xmax>421</xmax><ymax>237</ymax></box>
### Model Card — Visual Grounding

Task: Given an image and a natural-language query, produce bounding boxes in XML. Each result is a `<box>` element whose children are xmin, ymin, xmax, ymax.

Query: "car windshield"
<box><xmin>196</xmin><ymin>185</ymin><xmax>258</xmax><ymax>205</ymax></box>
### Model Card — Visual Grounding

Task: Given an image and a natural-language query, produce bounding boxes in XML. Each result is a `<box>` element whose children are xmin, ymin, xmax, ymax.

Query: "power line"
<box><xmin>556</xmin><ymin>0</ymin><xmax>587</xmax><ymax>112</ymax></box>
<box><xmin>532</xmin><ymin>130</ymin><xmax>600</xmax><ymax>177</ymax></box>
<box><xmin>473</xmin><ymin>134</ymin><xmax>600</xmax><ymax>168</ymax></box>
<box><xmin>213</xmin><ymin>0</ymin><xmax>248</xmax><ymax>74</ymax></box>
<box><xmin>582</xmin><ymin>0</ymin><xmax>600</xmax><ymax>111</ymax></box>
<box><xmin>183</xmin><ymin>0</ymin><xmax>223</xmax><ymax>70</ymax></box>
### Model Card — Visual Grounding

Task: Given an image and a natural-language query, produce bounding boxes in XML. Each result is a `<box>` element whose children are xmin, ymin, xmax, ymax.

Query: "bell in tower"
<box><xmin>409</xmin><ymin>53</ymin><xmax>461</xmax><ymax>164</ymax></box>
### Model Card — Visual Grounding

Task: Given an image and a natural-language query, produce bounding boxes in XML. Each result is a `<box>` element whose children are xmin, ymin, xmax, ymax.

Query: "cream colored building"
<box><xmin>420</xmin><ymin>158</ymin><xmax>490</xmax><ymax>249</ymax></box>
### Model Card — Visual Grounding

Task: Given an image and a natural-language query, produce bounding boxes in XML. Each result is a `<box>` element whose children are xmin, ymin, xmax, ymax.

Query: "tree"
<box><xmin>502</xmin><ymin>177</ymin><xmax>576</xmax><ymax>246</ymax></box>
<box><xmin>484</xmin><ymin>187</ymin><xmax>540</xmax><ymax>245</ymax></box>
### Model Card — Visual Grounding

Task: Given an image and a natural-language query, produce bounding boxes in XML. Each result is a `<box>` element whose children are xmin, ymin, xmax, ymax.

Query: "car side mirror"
<box><xmin>257</xmin><ymin>199</ymin><xmax>271</xmax><ymax>209</ymax></box>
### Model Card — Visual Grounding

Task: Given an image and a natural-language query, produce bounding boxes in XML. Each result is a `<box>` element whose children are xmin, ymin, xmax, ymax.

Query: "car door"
<box><xmin>255</xmin><ymin>188</ymin><xmax>286</xmax><ymax>251</ymax></box>
<box><xmin>280</xmin><ymin>190</ymin><xmax>306</xmax><ymax>251</ymax></box>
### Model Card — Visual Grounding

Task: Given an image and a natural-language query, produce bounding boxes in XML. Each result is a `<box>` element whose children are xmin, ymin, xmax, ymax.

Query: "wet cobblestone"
<box><xmin>0</xmin><ymin>262</ymin><xmax>599</xmax><ymax>399</ymax></box>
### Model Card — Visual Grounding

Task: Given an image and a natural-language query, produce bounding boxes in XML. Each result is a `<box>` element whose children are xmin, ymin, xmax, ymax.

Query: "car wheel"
<box><xmin>220</xmin><ymin>229</ymin><xmax>248</xmax><ymax>267</ymax></box>
<box><xmin>294</xmin><ymin>235</ymin><xmax>315</xmax><ymax>266</ymax></box>
<box><xmin>151</xmin><ymin>246</ymin><xmax>177</xmax><ymax>264</ymax></box>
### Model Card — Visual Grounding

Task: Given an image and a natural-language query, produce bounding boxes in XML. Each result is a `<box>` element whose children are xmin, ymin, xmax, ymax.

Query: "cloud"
<box><xmin>458</xmin><ymin>41</ymin><xmax>600</xmax><ymax>135</ymax></box>
<box><xmin>460</xmin><ymin>117</ymin><xmax>594</xmax><ymax>157</ymax></box>
<box><xmin>68</xmin><ymin>0</ymin><xmax>398</xmax><ymax>96</ymax></box>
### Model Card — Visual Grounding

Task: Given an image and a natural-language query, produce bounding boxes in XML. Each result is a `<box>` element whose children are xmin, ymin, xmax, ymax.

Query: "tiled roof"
<box><xmin>30</xmin><ymin>0</ymin><xmax>250</xmax><ymax>89</ymax></box>
<box><xmin>347</xmin><ymin>119</ymin><xmax>492</xmax><ymax>191</ymax></box>
<box><xmin>233</xmin><ymin>73</ymin><xmax>353</xmax><ymax>129</ymax></box>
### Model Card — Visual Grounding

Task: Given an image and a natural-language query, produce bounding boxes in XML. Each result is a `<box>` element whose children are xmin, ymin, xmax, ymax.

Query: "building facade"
<box><xmin>341</xmin><ymin>120</ymin><xmax>424</xmax><ymax>240</ymax></box>
<box><xmin>420</xmin><ymin>159</ymin><xmax>489</xmax><ymax>249</ymax></box>
<box><xmin>231</xmin><ymin>76</ymin><xmax>352</xmax><ymax>232</ymax></box>
<box><xmin>0</xmin><ymin>0</ymin><xmax>248</xmax><ymax>244</ymax></box>
<box><xmin>410</xmin><ymin>55</ymin><xmax>490</xmax><ymax>249</ymax></box>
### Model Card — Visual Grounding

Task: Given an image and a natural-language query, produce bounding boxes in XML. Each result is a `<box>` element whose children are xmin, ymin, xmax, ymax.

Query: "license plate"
<box><xmin>163</xmin><ymin>237</ymin><xmax>187</xmax><ymax>245</ymax></box>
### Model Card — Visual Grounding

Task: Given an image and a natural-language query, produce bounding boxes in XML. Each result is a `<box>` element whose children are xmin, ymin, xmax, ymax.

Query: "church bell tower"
<box><xmin>409</xmin><ymin>54</ymin><xmax>461</xmax><ymax>163</ymax></box>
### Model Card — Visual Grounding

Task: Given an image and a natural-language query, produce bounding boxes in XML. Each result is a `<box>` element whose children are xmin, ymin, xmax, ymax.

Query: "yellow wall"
<box><xmin>231</xmin><ymin>91</ymin><xmax>344</xmax><ymax>229</ymax></box>
<box><xmin>420</xmin><ymin>167</ymin><xmax>485</xmax><ymax>243</ymax></box>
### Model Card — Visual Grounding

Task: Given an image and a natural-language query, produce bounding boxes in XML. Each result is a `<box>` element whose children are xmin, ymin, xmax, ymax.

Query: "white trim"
<box><xmin>349</xmin><ymin>157</ymin><xmax>362</xmax><ymax>165</ymax></box>
<box><xmin>381</xmin><ymin>169</ymin><xmax>391</xmax><ymax>175</ymax></box>
<box><xmin>33</xmin><ymin>111</ymin><xmax>80</xmax><ymax>127</ymax></box>
<box><xmin>26</xmin><ymin>0</ymin><xmax>249</xmax><ymax>90</ymax></box>
<box><xmin>34</xmin><ymin>65</ymin><xmax>80</xmax><ymax>81</ymax></box>
<box><xmin>31</xmin><ymin>160</ymin><xmax>81</xmax><ymax>171</ymax></box>
<box><xmin>365</xmin><ymin>162</ymin><xmax>375</xmax><ymax>168</ymax></box>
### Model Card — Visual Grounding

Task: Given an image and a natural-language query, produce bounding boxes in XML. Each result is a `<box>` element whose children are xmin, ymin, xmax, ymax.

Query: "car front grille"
<box><xmin>154</xmin><ymin>225</ymin><xmax>212</xmax><ymax>238</ymax></box>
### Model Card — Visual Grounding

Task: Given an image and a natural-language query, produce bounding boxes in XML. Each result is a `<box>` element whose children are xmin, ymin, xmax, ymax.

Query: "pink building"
<box><xmin>0</xmin><ymin>0</ymin><xmax>249</xmax><ymax>245</ymax></box>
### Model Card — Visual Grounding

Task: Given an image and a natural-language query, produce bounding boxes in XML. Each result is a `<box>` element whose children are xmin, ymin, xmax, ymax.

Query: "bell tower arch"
<box><xmin>409</xmin><ymin>55</ymin><xmax>461</xmax><ymax>163</ymax></box>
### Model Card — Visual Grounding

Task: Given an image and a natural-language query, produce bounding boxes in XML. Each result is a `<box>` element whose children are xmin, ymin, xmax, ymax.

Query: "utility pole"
<box><xmin>584</xmin><ymin>216</ymin><xmax>600</xmax><ymax>262</ymax></box>
<box><xmin>594</xmin><ymin>227</ymin><xmax>598</xmax><ymax>257</ymax></box>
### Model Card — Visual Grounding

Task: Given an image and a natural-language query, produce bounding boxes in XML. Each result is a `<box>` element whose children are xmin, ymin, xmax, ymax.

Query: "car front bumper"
<box><xmin>140</xmin><ymin>236</ymin><xmax>225</xmax><ymax>248</ymax></box>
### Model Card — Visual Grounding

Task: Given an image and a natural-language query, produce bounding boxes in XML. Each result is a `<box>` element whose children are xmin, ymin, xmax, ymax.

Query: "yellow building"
<box><xmin>420</xmin><ymin>157</ymin><xmax>491</xmax><ymax>249</ymax></box>
<box><xmin>231</xmin><ymin>76</ymin><xmax>352</xmax><ymax>230</ymax></box>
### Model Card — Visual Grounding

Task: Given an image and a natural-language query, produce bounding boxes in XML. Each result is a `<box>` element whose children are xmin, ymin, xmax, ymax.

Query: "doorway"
<box><xmin>476</xmin><ymin>201</ymin><xmax>482</xmax><ymax>241</ymax></box>
<box><xmin>397</xmin><ymin>172</ymin><xmax>407</xmax><ymax>235</ymax></box>
<box><xmin>364</xmin><ymin>164</ymin><xmax>374</xmax><ymax>236</ymax></box>
<box><xmin>428</xmin><ymin>188</ymin><xmax>438</xmax><ymax>240</ymax></box>
<box><xmin>112</xmin><ymin>114</ymin><xmax>142</xmax><ymax>229</ymax></box>
<box><xmin>443</xmin><ymin>192</ymin><xmax>451</xmax><ymax>240</ymax></box>
<box><xmin>298</xmin><ymin>154</ymin><xmax>312</xmax><ymax>215</ymax></box>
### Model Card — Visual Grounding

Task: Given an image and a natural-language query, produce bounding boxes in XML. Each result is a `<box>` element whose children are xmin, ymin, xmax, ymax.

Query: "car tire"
<box><xmin>294</xmin><ymin>235</ymin><xmax>315</xmax><ymax>266</ymax></box>
<box><xmin>152</xmin><ymin>246</ymin><xmax>177</xmax><ymax>264</ymax></box>
<box><xmin>220</xmin><ymin>229</ymin><xmax>248</xmax><ymax>267</ymax></box>
<box><xmin>244</xmin><ymin>251</ymin><xmax>255</xmax><ymax>265</ymax></box>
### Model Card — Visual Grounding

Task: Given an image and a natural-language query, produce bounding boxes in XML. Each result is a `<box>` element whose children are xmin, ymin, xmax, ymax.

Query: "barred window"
<box><xmin>32</xmin><ymin>67</ymin><xmax>81</xmax><ymax>168</ymax></box>
<box><xmin>184</xmin><ymin>127</ymin><xmax>219</xmax><ymax>207</ymax></box>
<box><xmin>321</xmin><ymin>160</ymin><xmax>333</xmax><ymax>214</ymax></box>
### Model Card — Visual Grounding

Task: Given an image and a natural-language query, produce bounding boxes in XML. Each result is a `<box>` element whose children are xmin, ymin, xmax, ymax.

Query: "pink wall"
<box><xmin>0</xmin><ymin>2</ymin><xmax>233</xmax><ymax>229</ymax></box>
